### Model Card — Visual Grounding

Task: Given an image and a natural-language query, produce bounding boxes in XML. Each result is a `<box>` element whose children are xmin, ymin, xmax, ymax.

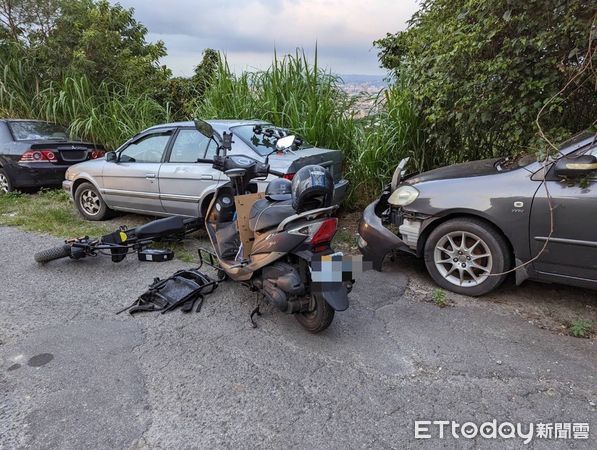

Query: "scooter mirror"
<box><xmin>276</xmin><ymin>135</ymin><xmax>296</xmax><ymax>151</ymax></box>
<box><xmin>194</xmin><ymin>119</ymin><xmax>215</xmax><ymax>138</ymax></box>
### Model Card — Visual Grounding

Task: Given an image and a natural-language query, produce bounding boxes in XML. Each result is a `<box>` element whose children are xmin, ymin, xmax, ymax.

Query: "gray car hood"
<box><xmin>406</xmin><ymin>158</ymin><xmax>502</xmax><ymax>184</ymax></box>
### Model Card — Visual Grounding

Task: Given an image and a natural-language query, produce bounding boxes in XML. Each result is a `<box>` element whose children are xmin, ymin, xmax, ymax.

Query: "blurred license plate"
<box><xmin>310</xmin><ymin>253</ymin><xmax>371</xmax><ymax>282</ymax></box>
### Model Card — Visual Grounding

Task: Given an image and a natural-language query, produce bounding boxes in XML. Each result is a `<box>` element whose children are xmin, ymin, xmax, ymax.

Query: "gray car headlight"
<box><xmin>388</xmin><ymin>185</ymin><xmax>419</xmax><ymax>206</ymax></box>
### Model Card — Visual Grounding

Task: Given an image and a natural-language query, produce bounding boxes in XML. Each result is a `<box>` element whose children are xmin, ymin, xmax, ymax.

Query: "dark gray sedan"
<box><xmin>358</xmin><ymin>133</ymin><xmax>597</xmax><ymax>296</ymax></box>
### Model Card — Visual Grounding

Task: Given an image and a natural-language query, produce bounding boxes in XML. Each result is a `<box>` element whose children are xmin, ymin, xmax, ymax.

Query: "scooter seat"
<box><xmin>136</xmin><ymin>216</ymin><xmax>185</xmax><ymax>239</ymax></box>
<box><xmin>249</xmin><ymin>199</ymin><xmax>295</xmax><ymax>232</ymax></box>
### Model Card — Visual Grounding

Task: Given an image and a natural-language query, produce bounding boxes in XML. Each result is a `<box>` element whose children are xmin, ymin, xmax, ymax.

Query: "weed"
<box><xmin>433</xmin><ymin>289</ymin><xmax>447</xmax><ymax>308</ymax></box>
<box><xmin>333</xmin><ymin>228</ymin><xmax>355</xmax><ymax>250</ymax></box>
<box><xmin>568</xmin><ymin>319</ymin><xmax>592</xmax><ymax>338</ymax></box>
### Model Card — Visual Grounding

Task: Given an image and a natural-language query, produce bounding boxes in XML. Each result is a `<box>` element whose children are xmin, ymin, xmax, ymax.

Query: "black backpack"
<box><xmin>117</xmin><ymin>269</ymin><xmax>218</xmax><ymax>315</ymax></box>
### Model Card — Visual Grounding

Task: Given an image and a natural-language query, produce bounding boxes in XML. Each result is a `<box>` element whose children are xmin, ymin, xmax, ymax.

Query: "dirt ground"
<box><xmin>333</xmin><ymin>212</ymin><xmax>596</xmax><ymax>340</ymax></box>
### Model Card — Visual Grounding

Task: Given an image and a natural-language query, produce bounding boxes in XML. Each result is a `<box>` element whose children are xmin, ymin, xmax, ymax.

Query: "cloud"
<box><xmin>112</xmin><ymin>0</ymin><xmax>419</xmax><ymax>75</ymax></box>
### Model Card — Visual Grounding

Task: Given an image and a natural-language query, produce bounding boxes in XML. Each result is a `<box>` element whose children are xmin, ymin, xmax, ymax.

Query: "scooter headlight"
<box><xmin>388</xmin><ymin>185</ymin><xmax>419</xmax><ymax>206</ymax></box>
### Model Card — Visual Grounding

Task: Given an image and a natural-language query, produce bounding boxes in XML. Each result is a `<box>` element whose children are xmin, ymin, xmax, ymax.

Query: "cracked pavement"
<box><xmin>0</xmin><ymin>226</ymin><xmax>595</xmax><ymax>449</ymax></box>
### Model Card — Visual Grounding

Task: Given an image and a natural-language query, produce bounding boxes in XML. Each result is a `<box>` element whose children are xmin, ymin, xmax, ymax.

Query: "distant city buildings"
<box><xmin>339</xmin><ymin>76</ymin><xmax>387</xmax><ymax>117</ymax></box>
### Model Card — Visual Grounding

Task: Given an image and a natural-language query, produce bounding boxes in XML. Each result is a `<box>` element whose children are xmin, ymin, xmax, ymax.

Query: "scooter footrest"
<box><xmin>198</xmin><ymin>247</ymin><xmax>222</xmax><ymax>270</ymax></box>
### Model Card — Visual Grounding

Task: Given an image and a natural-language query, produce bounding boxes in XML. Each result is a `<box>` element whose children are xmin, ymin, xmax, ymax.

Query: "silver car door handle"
<box><xmin>199</xmin><ymin>175</ymin><xmax>213</xmax><ymax>180</ymax></box>
<box><xmin>145</xmin><ymin>173</ymin><xmax>156</xmax><ymax>179</ymax></box>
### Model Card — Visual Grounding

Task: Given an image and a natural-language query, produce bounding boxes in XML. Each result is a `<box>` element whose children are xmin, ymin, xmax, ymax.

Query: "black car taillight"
<box><xmin>19</xmin><ymin>150</ymin><xmax>57</xmax><ymax>162</ymax></box>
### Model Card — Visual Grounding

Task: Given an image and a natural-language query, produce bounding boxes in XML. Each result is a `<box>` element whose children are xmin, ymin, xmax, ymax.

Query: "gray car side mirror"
<box><xmin>106</xmin><ymin>151</ymin><xmax>117</xmax><ymax>162</ymax></box>
<box><xmin>554</xmin><ymin>154</ymin><xmax>597</xmax><ymax>178</ymax></box>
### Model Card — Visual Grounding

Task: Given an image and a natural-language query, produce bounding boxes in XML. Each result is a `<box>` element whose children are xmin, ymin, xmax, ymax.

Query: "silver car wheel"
<box><xmin>80</xmin><ymin>189</ymin><xmax>101</xmax><ymax>215</ymax></box>
<box><xmin>0</xmin><ymin>173</ymin><xmax>9</xmax><ymax>193</ymax></box>
<box><xmin>434</xmin><ymin>231</ymin><xmax>493</xmax><ymax>287</ymax></box>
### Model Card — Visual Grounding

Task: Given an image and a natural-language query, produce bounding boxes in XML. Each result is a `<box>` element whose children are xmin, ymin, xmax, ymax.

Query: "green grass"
<box><xmin>0</xmin><ymin>189</ymin><xmax>199</xmax><ymax>263</ymax></box>
<box><xmin>0</xmin><ymin>189</ymin><xmax>111</xmax><ymax>237</ymax></box>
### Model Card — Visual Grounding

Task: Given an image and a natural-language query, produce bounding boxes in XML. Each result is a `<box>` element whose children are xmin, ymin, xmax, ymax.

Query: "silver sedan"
<box><xmin>63</xmin><ymin>120</ymin><xmax>348</xmax><ymax>220</ymax></box>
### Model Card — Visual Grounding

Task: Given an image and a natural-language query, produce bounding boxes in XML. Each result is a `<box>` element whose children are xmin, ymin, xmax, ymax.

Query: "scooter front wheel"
<box><xmin>295</xmin><ymin>293</ymin><xmax>335</xmax><ymax>333</ymax></box>
<box><xmin>34</xmin><ymin>244</ymin><xmax>71</xmax><ymax>263</ymax></box>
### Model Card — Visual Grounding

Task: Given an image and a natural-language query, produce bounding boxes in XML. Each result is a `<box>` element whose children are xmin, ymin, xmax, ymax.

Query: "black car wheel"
<box><xmin>0</xmin><ymin>169</ymin><xmax>13</xmax><ymax>193</ymax></box>
<box><xmin>75</xmin><ymin>182</ymin><xmax>112</xmax><ymax>221</ymax></box>
<box><xmin>424</xmin><ymin>218</ymin><xmax>511</xmax><ymax>296</ymax></box>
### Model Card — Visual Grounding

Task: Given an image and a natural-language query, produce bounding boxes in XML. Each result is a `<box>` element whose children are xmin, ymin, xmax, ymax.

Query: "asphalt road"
<box><xmin>0</xmin><ymin>226</ymin><xmax>595</xmax><ymax>449</ymax></box>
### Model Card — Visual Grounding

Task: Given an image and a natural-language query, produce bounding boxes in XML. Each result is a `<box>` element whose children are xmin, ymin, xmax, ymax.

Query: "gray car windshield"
<box><xmin>8</xmin><ymin>121</ymin><xmax>69</xmax><ymax>141</ymax></box>
<box><xmin>232</xmin><ymin>125</ymin><xmax>312</xmax><ymax>156</ymax></box>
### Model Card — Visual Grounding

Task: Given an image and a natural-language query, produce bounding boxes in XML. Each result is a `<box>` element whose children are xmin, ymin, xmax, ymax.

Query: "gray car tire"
<box><xmin>75</xmin><ymin>182</ymin><xmax>112</xmax><ymax>221</ymax></box>
<box><xmin>423</xmin><ymin>218</ymin><xmax>511</xmax><ymax>296</ymax></box>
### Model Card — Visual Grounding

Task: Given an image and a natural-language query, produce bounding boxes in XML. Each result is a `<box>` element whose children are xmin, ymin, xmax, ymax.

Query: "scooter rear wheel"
<box><xmin>295</xmin><ymin>293</ymin><xmax>334</xmax><ymax>333</ymax></box>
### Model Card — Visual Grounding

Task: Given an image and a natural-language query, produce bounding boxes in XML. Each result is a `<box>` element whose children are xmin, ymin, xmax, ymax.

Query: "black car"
<box><xmin>0</xmin><ymin>119</ymin><xmax>105</xmax><ymax>193</ymax></box>
<box><xmin>358</xmin><ymin>133</ymin><xmax>597</xmax><ymax>296</ymax></box>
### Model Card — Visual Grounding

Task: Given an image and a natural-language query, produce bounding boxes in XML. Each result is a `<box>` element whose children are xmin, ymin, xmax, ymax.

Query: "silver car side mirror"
<box><xmin>276</xmin><ymin>135</ymin><xmax>296</xmax><ymax>151</ymax></box>
<box><xmin>106</xmin><ymin>151</ymin><xmax>117</xmax><ymax>162</ymax></box>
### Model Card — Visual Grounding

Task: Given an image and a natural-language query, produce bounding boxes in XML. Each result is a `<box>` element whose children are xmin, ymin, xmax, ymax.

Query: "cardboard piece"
<box><xmin>235</xmin><ymin>192</ymin><xmax>265</xmax><ymax>258</ymax></box>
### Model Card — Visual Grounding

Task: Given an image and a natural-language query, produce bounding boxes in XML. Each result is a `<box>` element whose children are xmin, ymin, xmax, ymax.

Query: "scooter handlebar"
<box><xmin>269</xmin><ymin>169</ymin><xmax>285</xmax><ymax>178</ymax></box>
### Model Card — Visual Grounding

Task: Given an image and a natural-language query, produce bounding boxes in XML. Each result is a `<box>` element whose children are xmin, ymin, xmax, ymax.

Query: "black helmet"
<box><xmin>291</xmin><ymin>165</ymin><xmax>333</xmax><ymax>212</ymax></box>
<box><xmin>266</xmin><ymin>178</ymin><xmax>292</xmax><ymax>201</ymax></box>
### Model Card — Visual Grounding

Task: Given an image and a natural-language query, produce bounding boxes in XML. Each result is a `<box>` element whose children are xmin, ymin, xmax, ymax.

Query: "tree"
<box><xmin>158</xmin><ymin>49</ymin><xmax>220</xmax><ymax>120</ymax></box>
<box><xmin>376</xmin><ymin>0</ymin><xmax>596</xmax><ymax>164</ymax></box>
<box><xmin>192</xmin><ymin>48</ymin><xmax>219</xmax><ymax>98</ymax></box>
<box><xmin>1</xmin><ymin>0</ymin><xmax>169</xmax><ymax>90</ymax></box>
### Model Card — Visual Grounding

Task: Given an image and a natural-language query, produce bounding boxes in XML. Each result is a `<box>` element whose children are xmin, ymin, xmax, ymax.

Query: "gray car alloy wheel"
<box><xmin>0</xmin><ymin>172</ymin><xmax>9</xmax><ymax>193</ymax></box>
<box><xmin>433</xmin><ymin>231</ymin><xmax>493</xmax><ymax>287</ymax></box>
<box><xmin>80</xmin><ymin>189</ymin><xmax>101</xmax><ymax>216</ymax></box>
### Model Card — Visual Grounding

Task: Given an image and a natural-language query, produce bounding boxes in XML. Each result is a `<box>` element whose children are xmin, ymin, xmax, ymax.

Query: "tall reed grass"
<box><xmin>0</xmin><ymin>58</ymin><xmax>38</xmax><ymax>118</ymax></box>
<box><xmin>346</xmin><ymin>82</ymin><xmax>427</xmax><ymax>196</ymax></box>
<box><xmin>39</xmin><ymin>77</ymin><xmax>171</xmax><ymax>149</ymax></box>
<box><xmin>0</xmin><ymin>59</ymin><xmax>170</xmax><ymax>149</ymax></box>
<box><xmin>1</xmin><ymin>47</ymin><xmax>427</xmax><ymax>206</ymax></box>
<box><xmin>197</xmin><ymin>50</ymin><xmax>358</xmax><ymax>153</ymax></box>
<box><xmin>198</xmin><ymin>51</ymin><xmax>426</xmax><ymax>206</ymax></box>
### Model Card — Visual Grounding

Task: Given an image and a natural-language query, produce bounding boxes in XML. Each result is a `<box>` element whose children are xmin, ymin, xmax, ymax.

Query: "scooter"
<box><xmin>197</xmin><ymin>124</ymin><xmax>351</xmax><ymax>333</ymax></box>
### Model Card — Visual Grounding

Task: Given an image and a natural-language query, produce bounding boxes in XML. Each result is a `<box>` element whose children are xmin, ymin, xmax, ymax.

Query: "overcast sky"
<box><xmin>110</xmin><ymin>0</ymin><xmax>420</xmax><ymax>76</ymax></box>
